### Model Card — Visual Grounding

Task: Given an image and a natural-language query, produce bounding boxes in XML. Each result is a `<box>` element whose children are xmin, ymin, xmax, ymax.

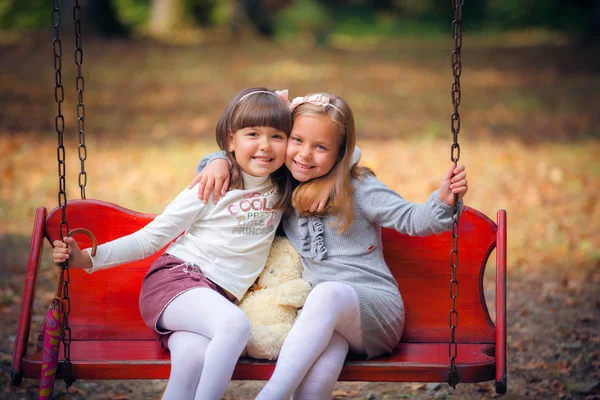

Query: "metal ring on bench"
<box><xmin>68</xmin><ymin>227</ymin><xmax>98</xmax><ymax>256</ymax></box>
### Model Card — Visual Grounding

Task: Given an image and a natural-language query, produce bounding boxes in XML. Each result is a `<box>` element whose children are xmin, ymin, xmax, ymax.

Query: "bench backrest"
<box><xmin>45</xmin><ymin>199</ymin><xmax>496</xmax><ymax>344</ymax></box>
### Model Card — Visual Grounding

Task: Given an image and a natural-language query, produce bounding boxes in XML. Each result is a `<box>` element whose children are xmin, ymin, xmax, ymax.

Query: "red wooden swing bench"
<box><xmin>11</xmin><ymin>199</ymin><xmax>507</xmax><ymax>394</ymax></box>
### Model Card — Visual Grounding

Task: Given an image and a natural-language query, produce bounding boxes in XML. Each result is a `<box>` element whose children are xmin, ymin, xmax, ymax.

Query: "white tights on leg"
<box><xmin>292</xmin><ymin>332</ymin><xmax>349</xmax><ymax>400</ymax></box>
<box><xmin>162</xmin><ymin>331</ymin><xmax>210</xmax><ymax>399</ymax></box>
<box><xmin>257</xmin><ymin>282</ymin><xmax>365</xmax><ymax>400</ymax></box>
<box><xmin>158</xmin><ymin>288</ymin><xmax>250</xmax><ymax>400</ymax></box>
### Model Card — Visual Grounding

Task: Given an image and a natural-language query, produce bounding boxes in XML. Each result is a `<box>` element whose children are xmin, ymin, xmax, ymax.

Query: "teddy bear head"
<box><xmin>256</xmin><ymin>236</ymin><xmax>303</xmax><ymax>288</ymax></box>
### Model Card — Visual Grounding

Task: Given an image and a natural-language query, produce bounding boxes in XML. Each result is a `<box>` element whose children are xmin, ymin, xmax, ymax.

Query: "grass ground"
<box><xmin>0</xmin><ymin>30</ymin><xmax>599</xmax><ymax>399</ymax></box>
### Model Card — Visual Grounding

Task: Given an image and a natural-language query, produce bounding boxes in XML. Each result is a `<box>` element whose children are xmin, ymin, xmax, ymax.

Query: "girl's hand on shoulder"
<box><xmin>52</xmin><ymin>237</ymin><xmax>92</xmax><ymax>269</ymax></box>
<box><xmin>301</xmin><ymin>173</ymin><xmax>334</xmax><ymax>214</ymax></box>
<box><xmin>188</xmin><ymin>159</ymin><xmax>231</xmax><ymax>204</ymax></box>
<box><xmin>438</xmin><ymin>163</ymin><xmax>468</xmax><ymax>206</ymax></box>
<box><xmin>307</xmin><ymin>192</ymin><xmax>329</xmax><ymax>213</ymax></box>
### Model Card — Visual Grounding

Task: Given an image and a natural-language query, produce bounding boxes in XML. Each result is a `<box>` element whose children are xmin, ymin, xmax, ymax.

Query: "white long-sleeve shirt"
<box><xmin>85</xmin><ymin>173</ymin><xmax>283</xmax><ymax>300</ymax></box>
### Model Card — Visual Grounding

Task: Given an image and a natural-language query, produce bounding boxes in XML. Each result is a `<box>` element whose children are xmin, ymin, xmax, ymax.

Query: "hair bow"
<box><xmin>289</xmin><ymin>94</ymin><xmax>330</xmax><ymax>111</ymax></box>
<box><xmin>274</xmin><ymin>89</ymin><xmax>290</xmax><ymax>104</ymax></box>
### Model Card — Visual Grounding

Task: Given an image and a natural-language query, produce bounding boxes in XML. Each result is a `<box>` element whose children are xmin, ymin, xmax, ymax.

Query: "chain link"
<box><xmin>51</xmin><ymin>0</ymin><xmax>74</xmax><ymax>388</ymax></box>
<box><xmin>447</xmin><ymin>0</ymin><xmax>463</xmax><ymax>390</ymax></box>
<box><xmin>73</xmin><ymin>0</ymin><xmax>88</xmax><ymax>199</ymax></box>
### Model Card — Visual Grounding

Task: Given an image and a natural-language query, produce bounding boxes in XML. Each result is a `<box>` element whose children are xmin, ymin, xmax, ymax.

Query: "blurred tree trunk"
<box><xmin>149</xmin><ymin>0</ymin><xmax>187</xmax><ymax>37</ymax></box>
<box><xmin>60</xmin><ymin>0</ymin><xmax>129</xmax><ymax>37</ymax></box>
<box><xmin>231</xmin><ymin>0</ymin><xmax>292</xmax><ymax>38</ymax></box>
<box><xmin>585</xmin><ymin>0</ymin><xmax>600</xmax><ymax>39</ymax></box>
<box><xmin>88</xmin><ymin>1</ymin><xmax>129</xmax><ymax>37</ymax></box>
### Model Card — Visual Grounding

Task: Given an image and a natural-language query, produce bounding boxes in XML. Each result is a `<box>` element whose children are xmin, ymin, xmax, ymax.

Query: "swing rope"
<box><xmin>74</xmin><ymin>0</ymin><xmax>89</xmax><ymax>199</ymax></box>
<box><xmin>51</xmin><ymin>0</ymin><xmax>73</xmax><ymax>388</ymax></box>
<box><xmin>447</xmin><ymin>0</ymin><xmax>464</xmax><ymax>389</ymax></box>
<box><xmin>50</xmin><ymin>0</ymin><xmax>90</xmax><ymax>388</ymax></box>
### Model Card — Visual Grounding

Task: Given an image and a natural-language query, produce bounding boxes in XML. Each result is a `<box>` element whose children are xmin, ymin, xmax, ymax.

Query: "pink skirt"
<box><xmin>139</xmin><ymin>253</ymin><xmax>233</xmax><ymax>349</ymax></box>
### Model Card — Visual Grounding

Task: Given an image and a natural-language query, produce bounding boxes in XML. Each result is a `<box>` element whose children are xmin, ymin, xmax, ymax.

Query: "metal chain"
<box><xmin>447</xmin><ymin>0</ymin><xmax>463</xmax><ymax>390</ymax></box>
<box><xmin>73</xmin><ymin>0</ymin><xmax>88</xmax><ymax>199</ymax></box>
<box><xmin>51</xmin><ymin>0</ymin><xmax>74</xmax><ymax>388</ymax></box>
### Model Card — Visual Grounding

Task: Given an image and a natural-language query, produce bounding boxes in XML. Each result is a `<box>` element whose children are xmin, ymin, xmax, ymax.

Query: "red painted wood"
<box><xmin>11</xmin><ymin>207</ymin><xmax>46</xmax><ymax>384</ymax></box>
<box><xmin>44</xmin><ymin>200</ymin><xmax>171</xmax><ymax>341</ymax></box>
<box><xmin>382</xmin><ymin>206</ymin><xmax>497</xmax><ymax>344</ymax></box>
<box><xmin>21</xmin><ymin>341</ymin><xmax>494</xmax><ymax>383</ymax></box>
<box><xmin>12</xmin><ymin>199</ymin><xmax>505</xmax><ymax>385</ymax></box>
<box><xmin>22</xmin><ymin>341</ymin><xmax>171</xmax><ymax>380</ymax></box>
<box><xmin>495</xmin><ymin>210</ymin><xmax>507</xmax><ymax>393</ymax></box>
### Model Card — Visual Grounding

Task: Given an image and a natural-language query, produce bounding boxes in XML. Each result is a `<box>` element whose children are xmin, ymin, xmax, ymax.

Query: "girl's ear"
<box><xmin>227</xmin><ymin>129</ymin><xmax>235</xmax><ymax>153</ymax></box>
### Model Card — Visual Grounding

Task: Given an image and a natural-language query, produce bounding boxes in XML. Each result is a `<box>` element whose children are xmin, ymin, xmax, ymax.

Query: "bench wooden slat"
<box><xmin>21</xmin><ymin>341</ymin><xmax>494</xmax><ymax>383</ymax></box>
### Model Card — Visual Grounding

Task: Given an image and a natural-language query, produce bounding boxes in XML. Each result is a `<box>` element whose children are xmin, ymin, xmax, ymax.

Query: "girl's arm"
<box><xmin>195</xmin><ymin>150</ymin><xmax>229</xmax><ymax>175</ymax></box>
<box><xmin>53</xmin><ymin>185</ymin><xmax>207</xmax><ymax>273</ymax></box>
<box><xmin>52</xmin><ymin>237</ymin><xmax>92</xmax><ymax>269</ymax></box>
<box><xmin>350</xmin><ymin>145</ymin><xmax>362</xmax><ymax>165</ymax></box>
<box><xmin>190</xmin><ymin>150</ymin><xmax>231</xmax><ymax>204</ymax></box>
<box><xmin>356</xmin><ymin>164</ymin><xmax>467</xmax><ymax>236</ymax></box>
<box><xmin>189</xmin><ymin>147</ymin><xmax>363</xmax><ymax>208</ymax></box>
<box><xmin>438</xmin><ymin>163</ymin><xmax>468</xmax><ymax>206</ymax></box>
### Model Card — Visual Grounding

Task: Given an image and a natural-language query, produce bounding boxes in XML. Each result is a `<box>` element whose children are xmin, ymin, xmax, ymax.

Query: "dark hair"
<box><xmin>215</xmin><ymin>87</ymin><xmax>293</xmax><ymax>210</ymax></box>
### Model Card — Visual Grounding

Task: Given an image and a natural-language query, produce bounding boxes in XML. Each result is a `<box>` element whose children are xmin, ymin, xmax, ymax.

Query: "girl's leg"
<box><xmin>292</xmin><ymin>332</ymin><xmax>349</xmax><ymax>400</ymax></box>
<box><xmin>158</xmin><ymin>288</ymin><xmax>250</xmax><ymax>400</ymax></box>
<box><xmin>162</xmin><ymin>331</ymin><xmax>210</xmax><ymax>400</ymax></box>
<box><xmin>256</xmin><ymin>282</ymin><xmax>365</xmax><ymax>400</ymax></box>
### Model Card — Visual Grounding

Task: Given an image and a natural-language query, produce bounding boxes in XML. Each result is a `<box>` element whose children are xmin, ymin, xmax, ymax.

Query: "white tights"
<box><xmin>257</xmin><ymin>281</ymin><xmax>366</xmax><ymax>400</ymax></box>
<box><xmin>158</xmin><ymin>288</ymin><xmax>250</xmax><ymax>400</ymax></box>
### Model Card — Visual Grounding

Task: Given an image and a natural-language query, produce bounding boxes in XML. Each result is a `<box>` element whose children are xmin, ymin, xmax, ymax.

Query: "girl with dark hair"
<box><xmin>52</xmin><ymin>87</ymin><xmax>293</xmax><ymax>400</ymax></box>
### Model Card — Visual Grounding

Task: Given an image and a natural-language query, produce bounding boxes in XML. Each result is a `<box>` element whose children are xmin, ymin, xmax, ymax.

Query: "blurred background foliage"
<box><xmin>1</xmin><ymin>0</ymin><xmax>599</xmax><ymax>42</ymax></box>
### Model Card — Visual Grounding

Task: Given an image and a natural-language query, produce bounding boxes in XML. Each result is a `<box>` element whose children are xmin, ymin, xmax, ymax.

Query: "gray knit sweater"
<box><xmin>197</xmin><ymin>153</ymin><xmax>461</xmax><ymax>358</ymax></box>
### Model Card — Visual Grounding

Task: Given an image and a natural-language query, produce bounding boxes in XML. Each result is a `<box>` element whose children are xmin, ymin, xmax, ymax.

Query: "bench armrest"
<box><xmin>11</xmin><ymin>207</ymin><xmax>47</xmax><ymax>386</ymax></box>
<box><xmin>495</xmin><ymin>210</ymin><xmax>507</xmax><ymax>394</ymax></box>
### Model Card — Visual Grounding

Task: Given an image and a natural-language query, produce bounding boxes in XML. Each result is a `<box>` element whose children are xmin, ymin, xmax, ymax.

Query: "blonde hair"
<box><xmin>291</xmin><ymin>93</ymin><xmax>373</xmax><ymax>232</ymax></box>
<box><xmin>215</xmin><ymin>87</ymin><xmax>293</xmax><ymax>210</ymax></box>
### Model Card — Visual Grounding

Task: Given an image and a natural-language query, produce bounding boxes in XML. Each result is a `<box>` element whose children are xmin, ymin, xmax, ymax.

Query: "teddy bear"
<box><xmin>238</xmin><ymin>236</ymin><xmax>312</xmax><ymax>360</ymax></box>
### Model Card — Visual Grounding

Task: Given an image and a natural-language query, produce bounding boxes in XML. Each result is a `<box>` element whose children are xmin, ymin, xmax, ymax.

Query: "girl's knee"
<box><xmin>171</xmin><ymin>347</ymin><xmax>205</xmax><ymax>371</ymax></box>
<box><xmin>306</xmin><ymin>282</ymin><xmax>352</xmax><ymax>306</ymax></box>
<box><xmin>220</xmin><ymin>309</ymin><xmax>250</xmax><ymax>340</ymax></box>
<box><xmin>169</xmin><ymin>334</ymin><xmax>208</xmax><ymax>369</ymax></box>
<box><xmin>329</xmin><ymin>332</ymin><xmax>349</xmax><ymax>352</ymax></box>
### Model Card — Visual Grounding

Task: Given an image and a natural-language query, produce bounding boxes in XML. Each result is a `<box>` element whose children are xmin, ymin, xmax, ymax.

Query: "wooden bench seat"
<box><xmin>12</xmin><ymin>199</ymin><xmax>507</xmax><ymax>393</ymax></box>
<box><xmin>20</xmin><ymin>341</ymin><xmax>495</xmax><ymax>382</ymax></box>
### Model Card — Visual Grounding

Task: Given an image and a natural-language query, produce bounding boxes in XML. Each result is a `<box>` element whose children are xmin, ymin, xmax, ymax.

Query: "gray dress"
<box><xmin>282</xmin><ymin>175</ymin><xmax>459</xmax><ymax>359</ymax></box>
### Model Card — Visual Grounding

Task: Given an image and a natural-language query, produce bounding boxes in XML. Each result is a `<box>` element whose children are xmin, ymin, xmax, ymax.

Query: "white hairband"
<box><xmin>236</xmin><ymin>90</ymin><xmax>287</xmax><ymax>105</ymax></box>
<box><xmin>289</xmin><ymin>93</ymin><xmax>344</xmax><ymax>116</ymax></box>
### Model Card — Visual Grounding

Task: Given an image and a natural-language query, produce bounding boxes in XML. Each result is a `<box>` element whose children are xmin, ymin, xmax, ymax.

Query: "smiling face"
<box><xmin>285</xmin><ymin>114</ymin><xmax>341</xmax><ymax>182</ymax></box>
<box><xmin>229</xmin><ymin>126</ymin><xmax>288</xmax><ymax>177</ymax></box>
